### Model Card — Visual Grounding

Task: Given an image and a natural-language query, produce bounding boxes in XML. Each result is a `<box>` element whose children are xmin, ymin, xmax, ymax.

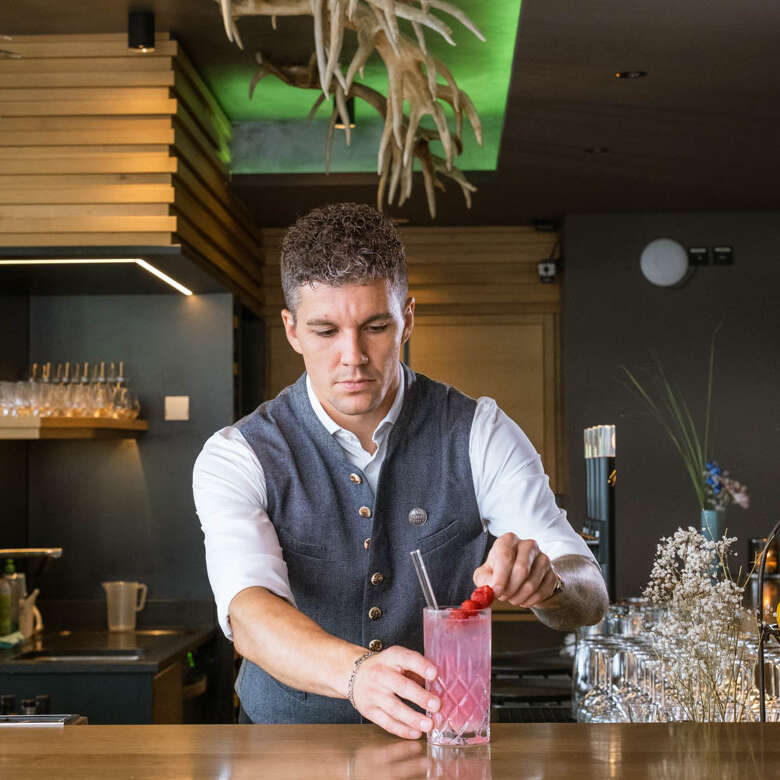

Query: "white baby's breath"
<box><xmin>643</xmin><ymin>527</ymin><xmax>754</xmax><ymax>722</ymax></box>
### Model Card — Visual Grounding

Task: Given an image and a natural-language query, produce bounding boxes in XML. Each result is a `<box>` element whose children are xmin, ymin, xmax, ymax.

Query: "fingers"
<box><xmin>472</xmin><ymin>561</ymin><xmax>491</xmax><ymax>589</ymax></box>
<box><xmin>384</xmin><ymin>645</ymin><xmax>438</xmax><ymax>684</ymax></box>
<box><xmin>369</xmin><ymin>706</ymin><xmax>426</xmax><ymax>740</ymax></box>
<box><xmin>351</xmin><ymin>646</ymin><xmax>440</xmax><ymax>740</ymax></box>
<box><xmin>479</xmin><ymin>534</ymin><xmax>559</xmax><ymax>606</ymax></box>
<box><xmin>520</xmin><ymin>568</ymin><xmax>559</xmax><ymax>608</ymax></box>
<box><xmin>382</xmin><ymin>667</ymin><xmax>437</xmax><ymax>713</ymax></box>
<box><xmin>503</xmin><ymin>540</ymin><xmax>540</xmax><ymax>599</ymax></box>
<box><xmin>507</xmin><ymin>552</ymin><xmax>553</xmax><ymax>606</ymax></box>
<box><xmin>482</xmin><ymin>532</ymin><xmax>520</xmax><ymax>597</ymax></box>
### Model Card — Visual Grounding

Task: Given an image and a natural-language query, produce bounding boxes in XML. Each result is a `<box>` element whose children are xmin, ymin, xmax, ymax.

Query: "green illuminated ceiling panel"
<box><xmin>203</xmin><ymin>1</ymin><xmax>522</xmax><ymax>174</ymax></box>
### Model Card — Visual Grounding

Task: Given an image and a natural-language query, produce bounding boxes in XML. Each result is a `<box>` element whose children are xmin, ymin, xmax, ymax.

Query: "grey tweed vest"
<box><xmin>235</xmin><ymin>364</ymin><xmax>488</xmax><ymax>723</ymax></box>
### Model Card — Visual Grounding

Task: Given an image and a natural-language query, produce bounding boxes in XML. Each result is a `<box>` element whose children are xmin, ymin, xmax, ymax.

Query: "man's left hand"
<box><xmin>473</xmin><ymin>533</ymin><xmax>560</xmax><ymax>607</ymax></box>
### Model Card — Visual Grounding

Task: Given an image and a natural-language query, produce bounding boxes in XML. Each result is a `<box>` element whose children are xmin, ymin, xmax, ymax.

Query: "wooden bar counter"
<box><xmin>1</xmin><ymin>723</ymin><xmax>778</xmax><ymax>778</ymax></box>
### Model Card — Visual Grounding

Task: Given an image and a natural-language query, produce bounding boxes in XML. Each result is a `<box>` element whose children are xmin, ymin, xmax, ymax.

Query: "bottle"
<box><xmin>3</xmin><ymin>559</ymin><xmax>23</xmax><ymax>633</ymax></box>
<box><xmin>34</xmin><ymin>695</ymin><xmax>50</xmax><ymax>715</ymax></box>
<box><xmin>20</xmin><ymin>698</ymin><xmax>36</xmax><ymax>715</ymax></box>
<box><xmin>0</xmin><ymin>578</ymin><xmax>11</xmax><ymax>636</ymax></box>
<box><xmin>0</xmin><ymin>694</ymin><xmax>16</xmax><ymax>715</ymax></box>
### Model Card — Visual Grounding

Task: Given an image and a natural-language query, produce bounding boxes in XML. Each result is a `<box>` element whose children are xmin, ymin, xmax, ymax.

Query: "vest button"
<box><xmin>368</xmin><ymin>639</ymin><xmax>383</xmax><ymax>652</ymax></box>
<box><xmin>363</xmin><ymin>537</ymin><xmax>371</xmax><ymax>550</ymax></box>
<box><xmin>349</xmin><ymin>473</ymin><xmax>363</xmax><ymax>484</ymax></box>
<box><xmin>368</xmin><ymin>606</ymin><xmax>382</xmax><ymax>620</ymax></box>
<box><xmin>359</xmin><ymin>506</ymin><xmax>372</xmax><ymax>519</ymax></box>
<box><xmin>370</xmin><ymin>572</ymin><xmax>384</xmax><ymax>585</ymax></box>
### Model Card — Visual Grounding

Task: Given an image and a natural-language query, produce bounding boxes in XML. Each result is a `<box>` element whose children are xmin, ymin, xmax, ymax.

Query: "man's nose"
<box><xmin>340</xmin><ymin>331</ymin><xmax>368</xmax><ymax>365</ymax></box>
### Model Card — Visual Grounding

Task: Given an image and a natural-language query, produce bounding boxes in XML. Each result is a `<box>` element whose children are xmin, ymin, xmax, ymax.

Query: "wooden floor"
<box><xmin>0</xmin><ymin>722</ymin><xmax>778</xmax><ymax>778</ymax></box>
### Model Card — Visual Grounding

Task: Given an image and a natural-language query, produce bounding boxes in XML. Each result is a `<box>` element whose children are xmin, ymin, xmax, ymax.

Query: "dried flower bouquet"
<box><xmin>643</xmin><ymin>527</ymin><xmax>755</xmax><ymax>722</ymax></box>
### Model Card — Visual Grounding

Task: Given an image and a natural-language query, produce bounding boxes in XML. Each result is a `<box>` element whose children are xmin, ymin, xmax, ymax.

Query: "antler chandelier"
<box><xmin>1</xmin><ymin>35</ymin><xmax>21</xmax><ymax>59</ymax></box>
<box><xmin>215</xmin><ymin>0</ymin><xmax>485</xmax><ymax>218</ymax></box>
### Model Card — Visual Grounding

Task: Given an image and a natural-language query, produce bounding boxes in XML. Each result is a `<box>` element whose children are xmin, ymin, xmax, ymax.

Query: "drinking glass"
<box><xmin>0</xmin><ymin>381</ymin><xmax>15</xmax><ymax>416</ymax></box>
<box><xmin>423</xmin><ymin>606</ymin><xmax>491</xmax><ymax>746</ymax></box>
<box><xmin>576</xmin><ymin>639</ymin><xmax>628</xmax><ymax>722</ymax></box>
<box><xmin>572</xmin><ymin>632</ymin><xmax>610</xmax><ymax>712</ymax></box>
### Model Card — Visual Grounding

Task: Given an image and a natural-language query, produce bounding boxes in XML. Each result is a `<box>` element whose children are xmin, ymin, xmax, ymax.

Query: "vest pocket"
<box><xmin>415</xmin><ymin>518</ymin><xmax>464</xmax><ymax>555</ymax></box>
<box><xmin>277</xmin><ymin>527</ymin><xmax>342</xmax><ymax>561</ymax></box>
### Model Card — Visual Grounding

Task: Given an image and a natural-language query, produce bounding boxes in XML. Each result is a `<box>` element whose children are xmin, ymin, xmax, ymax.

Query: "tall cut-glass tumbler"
<box><xmin>424</xmin><ymin>606</ymin><xmax>491</xmax><ymax>746</ymax></box>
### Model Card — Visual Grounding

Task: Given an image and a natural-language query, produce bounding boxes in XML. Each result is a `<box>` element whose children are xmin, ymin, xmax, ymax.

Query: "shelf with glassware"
<box><xmin>0</xmin><ymin>415</ymin><xmax>148</xmax><ymax>439</ymax></box>
<box><xmin>0</xmin><ymin>360</ymin><xmax>147</xmax><ymax>440</ymax></box>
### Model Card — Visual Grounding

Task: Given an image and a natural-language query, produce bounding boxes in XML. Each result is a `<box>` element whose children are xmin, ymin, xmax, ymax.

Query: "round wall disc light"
<box><xmin>639</xmin><ymin>238</ymin><xmax>689</xmax><ymax>287</ymax></box>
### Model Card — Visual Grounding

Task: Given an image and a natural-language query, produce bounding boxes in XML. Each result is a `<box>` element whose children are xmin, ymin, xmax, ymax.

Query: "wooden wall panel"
<box><xmin>0</xmin><ymin>33</ymin><xmax>263</xmax><ymax>313</ymax></box>
<box><xmin>261</xmin><ymin>226</ymin><xmax>559</xmax><ymax>316</ymax></box>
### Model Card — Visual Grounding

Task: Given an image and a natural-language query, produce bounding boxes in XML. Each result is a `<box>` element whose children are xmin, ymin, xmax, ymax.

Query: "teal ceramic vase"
<box><xmin>701</xmin><ymin>508</ymin><xmax>727</xmax><ymax>542</ymax></box>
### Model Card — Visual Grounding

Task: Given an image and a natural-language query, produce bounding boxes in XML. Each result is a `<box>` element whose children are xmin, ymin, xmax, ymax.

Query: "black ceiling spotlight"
<box><xmin>615</xmin><ymin>70</ymin><xmax>647</xmax><ymax>79</ymax></box>
<box><xmin>128</xmin><ymin>10</ymin><xmax>155</xmax><ymax>53</ymax></box>
<box><xmin>334</xmin><ymin>97</ymin><xmax>356</xmax><ymax>129</ymax></box>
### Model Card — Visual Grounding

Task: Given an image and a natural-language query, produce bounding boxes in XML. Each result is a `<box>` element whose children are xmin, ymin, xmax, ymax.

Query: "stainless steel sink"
<box><xmin>16</xmin><ymin>649</ymin><xmax>147</xmax><ymax>662</ymax></box>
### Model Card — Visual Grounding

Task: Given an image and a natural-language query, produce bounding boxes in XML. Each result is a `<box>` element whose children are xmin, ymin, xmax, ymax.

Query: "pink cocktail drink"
<box><xmin>423</xmin><ymin>606</ymin><xmax>491</xmax><ymax>746</ymax></box>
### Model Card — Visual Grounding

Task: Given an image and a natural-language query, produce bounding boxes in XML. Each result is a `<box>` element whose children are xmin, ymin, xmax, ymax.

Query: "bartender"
<box><xmin>194</xmin><ymin>202</ymin><xmax>608</xmax><ymax>738</ymax></box>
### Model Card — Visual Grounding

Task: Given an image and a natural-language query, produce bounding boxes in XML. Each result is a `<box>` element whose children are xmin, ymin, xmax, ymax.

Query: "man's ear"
<box><xmin>401</xmin><ymin>296</ymin><xmax>415</xmax><ymax>343</ymax></box>
<box><xmin>281</xmin><ymin>309</ymin><xmax>304</xmax><ymax>355</ymax></box>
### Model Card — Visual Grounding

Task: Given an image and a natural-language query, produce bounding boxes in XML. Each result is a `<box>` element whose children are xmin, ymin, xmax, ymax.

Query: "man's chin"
<box><xmin>330</xmin><ymin>394</ymin><xmax>378</xmax><ymax>418</ymax></box>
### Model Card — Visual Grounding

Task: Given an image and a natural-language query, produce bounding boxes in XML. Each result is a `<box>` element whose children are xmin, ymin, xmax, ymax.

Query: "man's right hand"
<box><xmin>350</xmin><ymin>646</ymin><xmax>440</xmax><ymax>739</ymax></box>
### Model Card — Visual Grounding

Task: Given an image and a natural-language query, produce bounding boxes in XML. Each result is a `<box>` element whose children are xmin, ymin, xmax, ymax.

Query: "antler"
<box><xmin>0</xmin><ymin>34</ymin><xmax>21</xmax><ymax>59</ymax></box>
<box><xmin>215</xmin><ymin>0</ymin><xmax>485</xmax><ymax>218</ymax></box>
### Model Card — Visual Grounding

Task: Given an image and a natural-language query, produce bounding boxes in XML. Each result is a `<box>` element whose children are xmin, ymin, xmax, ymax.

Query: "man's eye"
<box><xmin>366</xmin><ymin>324</ymin><xmax>388</xmax><ymax>333</ymax></box>
<box><xmin>315</xmin><ymin>330</ymin><xmax>336</xmax><ymax>337</ymax></box>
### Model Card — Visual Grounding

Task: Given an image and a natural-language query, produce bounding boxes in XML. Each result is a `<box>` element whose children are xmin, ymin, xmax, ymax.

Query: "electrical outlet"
<box><xmin>712</xmin><ymin>246</ymin><xmax>734</xmax><ymax>265</ymax></box>
<box><xmin>687</xmin><ymin>247</ymin><xmax>710</xmax><ymax>266</ymax></box>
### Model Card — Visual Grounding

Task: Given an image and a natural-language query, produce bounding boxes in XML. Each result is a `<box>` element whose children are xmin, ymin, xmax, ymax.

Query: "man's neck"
<box><xmin>312</xmin><ymin>367</ymin><xmax>402</xmax><ymax>454</ymax></box>
<box><xmin>334</xmin><ymin>383</ymin><xmax>399</xmax><ymax>454</ymax></box>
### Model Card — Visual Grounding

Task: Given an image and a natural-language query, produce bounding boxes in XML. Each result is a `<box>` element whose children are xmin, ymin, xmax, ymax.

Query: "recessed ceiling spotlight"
<box><xmin>585</xmin><ymin>147</ymin><xmax>611</xmax><ymax>155</ymax></box>
<box><xmin>128</xmin><ymin>10</ymin><xmax>155</xmax><ymax>53</ymax></box>
<box><xmin>615</xmin><ymin>70</ymin><xmax>647</xmax><ymax>79</ymax></box>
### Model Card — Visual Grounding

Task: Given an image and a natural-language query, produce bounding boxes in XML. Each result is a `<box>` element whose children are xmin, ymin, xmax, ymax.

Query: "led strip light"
<box><xmin>0</xmin><ymin>258</ymin><xmax>193</xmax><ymax>296</ymax></box>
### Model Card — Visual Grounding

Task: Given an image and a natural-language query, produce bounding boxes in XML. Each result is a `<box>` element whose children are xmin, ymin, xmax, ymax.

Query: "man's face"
<box><xmin>281</xmin><ymin>279</ymin><xmax>414</xmax><ymax>428</ymax></box>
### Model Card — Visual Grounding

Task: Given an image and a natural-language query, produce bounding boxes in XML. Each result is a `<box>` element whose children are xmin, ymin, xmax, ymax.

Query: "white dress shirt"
<box><xmin>193</xmin><ymin>367</ymin><xmax>595</xmax><ymax>639</ymax></box>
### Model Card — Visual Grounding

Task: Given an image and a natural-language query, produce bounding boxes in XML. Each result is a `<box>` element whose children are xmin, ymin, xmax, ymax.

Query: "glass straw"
<box><xmin>410</xmin><ymin>549</ymin><xmax>439</xmax><ymax>610</ymax></box>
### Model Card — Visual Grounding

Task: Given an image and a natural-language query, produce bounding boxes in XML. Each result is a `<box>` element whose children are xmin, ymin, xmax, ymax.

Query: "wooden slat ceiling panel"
<box><xmin>0</xmin><ymin>32</ymin><xmax>263</xmax><ymax>313</ymax></box>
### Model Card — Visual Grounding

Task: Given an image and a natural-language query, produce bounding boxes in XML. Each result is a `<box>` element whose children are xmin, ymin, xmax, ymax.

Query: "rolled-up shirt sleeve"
<box><xmin>471</xmin><ymin>397</ymin><xmax>596</xmax><ymax>564</ymax></box>
<box><xmin>193</xmin><ymin>426</ymin><xmax>295</xmax><ymax>641</ymax></box>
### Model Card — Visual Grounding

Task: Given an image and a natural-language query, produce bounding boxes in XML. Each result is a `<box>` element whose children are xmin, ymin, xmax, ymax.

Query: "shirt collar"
<box><xmin>305</xmin><ymin>363</ymin><xmax>405</xmax><ymax>439</ymax></box>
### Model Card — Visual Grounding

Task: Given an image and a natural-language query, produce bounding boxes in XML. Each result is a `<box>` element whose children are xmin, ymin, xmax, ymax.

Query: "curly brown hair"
<box><xmin>280</xmin><ymin>202</ymin><xmax>407</xmax><ymax>316</ymax></box>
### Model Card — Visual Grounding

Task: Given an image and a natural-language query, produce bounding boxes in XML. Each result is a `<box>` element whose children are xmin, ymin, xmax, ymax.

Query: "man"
<box><xmin>194</xmin><ymin>202</ymin><xmax>608</xmax><ymax>738</ymax></box>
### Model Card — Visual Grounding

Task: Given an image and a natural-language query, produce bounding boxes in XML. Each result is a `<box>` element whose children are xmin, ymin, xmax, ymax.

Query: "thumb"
<box><xmin>473</xmin><ymin>562</ymin><xmax>493</xmax><ymax>588</ymax></box>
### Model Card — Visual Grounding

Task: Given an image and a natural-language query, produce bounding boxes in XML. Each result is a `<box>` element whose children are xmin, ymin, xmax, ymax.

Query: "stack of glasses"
<box><xmin>0</xmin><ymin>361</ymin><xmax>140</xmax><ymax>420</ymax></box>
<box><xmin>573</xmin><ymin>600</ymin><xmax>779</xmax><ymax>723</ymax></box>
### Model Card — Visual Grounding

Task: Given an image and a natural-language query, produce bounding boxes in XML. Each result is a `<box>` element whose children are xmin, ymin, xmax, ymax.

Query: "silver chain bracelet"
<box><xmin>346</xmin><ymin>651</ymin><xmax>374</xmax><ymax>709</ymax></box>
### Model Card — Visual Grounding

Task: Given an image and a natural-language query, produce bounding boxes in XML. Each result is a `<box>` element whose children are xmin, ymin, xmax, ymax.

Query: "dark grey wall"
<box><xmin>0</xmin><ymin>295</ymin><xmax>30</xmax><ymax>546</ymax></box>
<box><xmin>563</xmin><ymin>212</ymin><xmax>780</xmax><ymax>599</ymax></box>
<box><xmin>26</xmin><ymin>293</ymin><xmax>234</xmax><ymax>603</ymax></box>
